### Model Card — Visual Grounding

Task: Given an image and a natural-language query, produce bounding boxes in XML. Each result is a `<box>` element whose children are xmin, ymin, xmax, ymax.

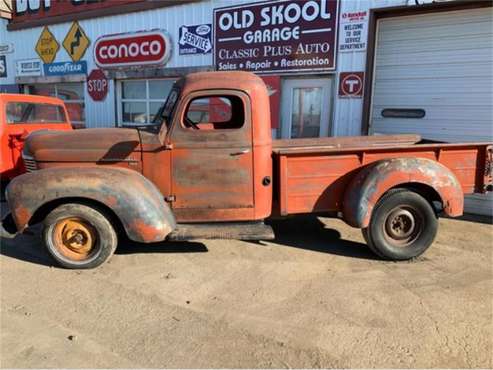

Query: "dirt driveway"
<box><xmin>1</xmin><ymin>209</ymin><xmax>492</xmax><ymax>368</ymax></box>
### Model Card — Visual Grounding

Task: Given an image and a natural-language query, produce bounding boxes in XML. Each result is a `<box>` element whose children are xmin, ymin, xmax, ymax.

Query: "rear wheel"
<box><xmin>43</xmin><ymin>203</ymin><xmax>117</xmax><ymax>269</ymax></box>
<box><xmin>363</xmin><ymin>189</ymin><xmax>438</xmax><ymax>260</ymax></box>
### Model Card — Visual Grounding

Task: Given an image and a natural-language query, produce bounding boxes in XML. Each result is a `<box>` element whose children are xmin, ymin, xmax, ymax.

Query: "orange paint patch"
<box><xmin>131</xmin><ymin>219</ymin><xmax>165</xmax><ymax>242</ymax></box>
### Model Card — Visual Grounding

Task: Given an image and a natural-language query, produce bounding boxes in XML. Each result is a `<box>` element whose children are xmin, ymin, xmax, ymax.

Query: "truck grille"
<box><xmin>22</xmin><ymin>154</ymin><xmax>38</xmax><ymax>172</ymax></box>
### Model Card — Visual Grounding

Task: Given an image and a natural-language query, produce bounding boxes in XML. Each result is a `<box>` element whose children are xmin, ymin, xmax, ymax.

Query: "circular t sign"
<box><xmin>338</xmin><ymin>72</ymin><xmax>365</xmax><ymax>98</ymax></box>
<box><xmin>87</xmin><ymin>69</ymin><xmax>108</xmax><ymax>101</ymax></box>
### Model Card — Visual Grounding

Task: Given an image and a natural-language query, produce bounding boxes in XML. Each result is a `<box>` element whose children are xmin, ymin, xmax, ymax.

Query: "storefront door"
<box><xmin>280</xmin><ymin>78</ymin><xmax>333</xmax><ymax>139</ymax></box>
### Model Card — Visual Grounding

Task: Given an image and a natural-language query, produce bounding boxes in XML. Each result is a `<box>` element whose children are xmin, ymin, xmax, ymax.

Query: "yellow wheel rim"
<box><xmin>53</xmin><ymin>218</ymin><xmax>97</xmax><ymax>261</ymax></box>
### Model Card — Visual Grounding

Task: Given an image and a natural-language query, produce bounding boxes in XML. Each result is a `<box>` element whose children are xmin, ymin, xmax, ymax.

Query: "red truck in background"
<box><xmin>2</xmin><ymin>72</ymin><xmax>492</xmax><ymax>269</ymax></box>
<box><xmin>0</xmin><ymin>94</ymin><xmax>73</xmax><ymax>183</ymax></box>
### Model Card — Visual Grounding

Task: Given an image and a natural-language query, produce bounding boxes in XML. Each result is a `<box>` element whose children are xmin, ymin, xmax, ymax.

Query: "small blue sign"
<box><xmin>179</xmin><ymin>24</ymin><xmax>212</xmax><ymax>55</ymax></box>
<box><xmin>43</xmin><ymin>61</ymin><xmax>87</xmax><ymax>76</ymax></box>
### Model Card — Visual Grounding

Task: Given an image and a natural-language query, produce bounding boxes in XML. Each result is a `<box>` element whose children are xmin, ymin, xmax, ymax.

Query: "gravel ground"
<box><xmin>1</xmin><ymin>208</ymin><xmax>492</xmax><ymax>368</ymax></box>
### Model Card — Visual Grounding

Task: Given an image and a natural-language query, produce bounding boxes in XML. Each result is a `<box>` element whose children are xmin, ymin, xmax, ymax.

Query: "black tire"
<box><xmin>361</xmin><ymin>227</ymin><xmax>384</xmax><ymax>258</ymax></box>
<box><xmin>43</xmin><ymin>203</ymin><xmax>117</xmax><ymax>269</ymax></box>
<box><xmin>364</xmin><ymin>189</ymin><xmax>438</xmax><ymax>260</ymax></box>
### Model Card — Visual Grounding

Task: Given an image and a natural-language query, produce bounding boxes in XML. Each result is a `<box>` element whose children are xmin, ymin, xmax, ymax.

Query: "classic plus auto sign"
<box><xmin>214</xmin><ymin>0</ymin><xmax>338</xmax><ymax>73</ymax></box>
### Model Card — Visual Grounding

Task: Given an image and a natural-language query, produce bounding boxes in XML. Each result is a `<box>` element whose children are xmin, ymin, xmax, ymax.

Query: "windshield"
<box><xmin>152</xmin><ymin>87</ymin><xmax>180</xmax><ymax>128</ymax></box>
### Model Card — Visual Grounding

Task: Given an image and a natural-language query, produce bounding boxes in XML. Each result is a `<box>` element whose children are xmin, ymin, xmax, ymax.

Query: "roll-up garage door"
<box><xmin>370</xmin><ymin>7</ymin><xmax>493</xmax><ymax>216</ymax></box>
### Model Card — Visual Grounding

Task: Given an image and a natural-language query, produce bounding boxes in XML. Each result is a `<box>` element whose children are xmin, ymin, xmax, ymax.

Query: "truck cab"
<box><xmin>149</xmin><ymin>71</ymin><xmax>273</xmax><ymax>222</ymax></box>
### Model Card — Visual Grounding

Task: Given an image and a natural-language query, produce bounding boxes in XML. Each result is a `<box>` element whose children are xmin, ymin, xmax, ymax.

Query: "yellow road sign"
<box><xmin>63</xmin><ymin>21</ymin><xmax>90</xmax><ymax>62</ymax></box>
<box><xmin>35</xmin><ymin>27</ymin><xmax>59</xmax><ymax>64</ymax></box>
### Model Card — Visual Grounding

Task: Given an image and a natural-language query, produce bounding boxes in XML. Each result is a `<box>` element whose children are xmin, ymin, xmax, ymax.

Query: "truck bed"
<box><xmin>272</xmin><ymin>134</ymin><xmax>421</xmax><ymax>153</ymax></box>
<box><xmin>273</xmin><ymin>137</ymin><xmax>492</xmax><ymax>216</ymax></box>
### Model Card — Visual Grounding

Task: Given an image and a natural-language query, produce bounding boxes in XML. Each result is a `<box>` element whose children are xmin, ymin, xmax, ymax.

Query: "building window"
<box><xmin>117</xmin><ymin>79</ymin><xmax>175</xmax><ymax>126</ymax></box>
<box><xmin>27</xmin><ymin>83</ymin><xmax>85</xmax><ymax>128</ymax></box>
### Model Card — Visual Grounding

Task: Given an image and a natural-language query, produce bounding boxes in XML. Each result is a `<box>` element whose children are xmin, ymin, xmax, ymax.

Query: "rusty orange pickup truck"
<box><xmin>0</xmin><ymin>94</ymin><xmax>73</xmax><ymax>182</ymax></box>
<box><xmin>2</xmin><ymin>72</ymin><xmax>492</xmax><ymax>269</ymax></box>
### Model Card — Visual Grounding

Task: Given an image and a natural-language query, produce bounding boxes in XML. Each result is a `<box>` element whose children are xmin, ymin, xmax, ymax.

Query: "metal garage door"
<box><xmin>370</xmin><ymin>8</ymin><xmax>493</xmax><ymax>216</ymax></box>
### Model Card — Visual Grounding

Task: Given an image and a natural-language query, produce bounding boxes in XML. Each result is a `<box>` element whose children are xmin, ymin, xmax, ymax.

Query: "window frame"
<box><xmin>6</xmin><ymin>101</ymin><xmax>68</xmax><ymax>125</ymax></box>
<box><xmin>168</xmin><ymin>89</ymin><xmax>252</xmax><ymax>149</ymax></box>
<box><xmin>25</xmin><ymin>82</ymin><xmax>85</xmax><ymax>126</ymax></box>
<box><xmin>116</xmin><ymin>78</ymin><xmax>176</xmax><ymax>126</ymax></box>
<box><xmin>181</xmin><ymin>95</ymin><xmax>244</xmax><ymax>131</ymax></box>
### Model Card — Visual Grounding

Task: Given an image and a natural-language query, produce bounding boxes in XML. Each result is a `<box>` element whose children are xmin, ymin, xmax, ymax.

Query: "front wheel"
<box><xmin>363</xmin><ymin>189</ymin><xmax>438</xmax><ymax>260</ymax></box>
<box><xmin>43</xmin><ymin>203</ymin><xmax>117</xmax><ymax>269</ymax></box>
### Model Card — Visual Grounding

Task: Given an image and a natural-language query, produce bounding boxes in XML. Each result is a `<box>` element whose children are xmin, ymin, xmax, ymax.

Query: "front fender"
<box><xmin>343</xmin><ymin>158</ymin><xmax>463</xmax><ymax>228</ymax></box>
<box><xmin>6</xmin><ymin>166</ymin><xmax>176</xmax><ymax>243</ymax></box>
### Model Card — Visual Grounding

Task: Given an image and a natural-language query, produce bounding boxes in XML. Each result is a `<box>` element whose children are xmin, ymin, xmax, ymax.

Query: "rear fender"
<box><xmin>343</xmin><ymin>158</ymin><xmax>463</xmax><ymax>228</ymax></box>
<box><xmin>6</xmin><ymin>166</ymin><xmax>176</xmax><ymax>243</ymax></box>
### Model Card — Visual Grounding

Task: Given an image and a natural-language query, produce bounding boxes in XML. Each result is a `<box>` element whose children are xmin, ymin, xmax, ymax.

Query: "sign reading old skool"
<box><xmin>36</xmin><ymin>26</ymin><xmax>59</xmax><ymax>63</ymax></box>
<box><xmin>214</xmin><ymin>0</ymin><xmax>339</xmax><ymax>74</ymax></box>
<box><xmin>63</xmin><ymin>21</ymin><xmax>90</xmax><ymax>62</ymax></box>
<box><xmin>15</xmin><ymin>58</ymin><xmax>42</xmax><ymax>77</ymax></box>
<box><xmin>94</xmin><ymin>30</ymin><xmax>171</xmax><ymax>68</ymax></box>
<box><xmin>179</xmin><ymin>24</ymin><xmax>212</xmax><ymax>55</ymax></box>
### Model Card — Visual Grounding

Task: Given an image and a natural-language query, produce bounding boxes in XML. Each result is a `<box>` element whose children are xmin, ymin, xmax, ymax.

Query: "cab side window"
<box><xmin>6</xmin><ymin>102</ymin><xmax>66</xmax><ymax>124</ymax></box>
<box><xmin>183</xmin><ymin>95</ymin><xmax>244</xmax><ymax>130</ymax></box>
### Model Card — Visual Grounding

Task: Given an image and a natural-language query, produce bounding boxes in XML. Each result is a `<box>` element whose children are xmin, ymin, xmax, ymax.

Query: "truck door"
<box><xmin>169</xmin><ymin>90</ymin><xmax>254</xmax><ymax>222</ymax></box>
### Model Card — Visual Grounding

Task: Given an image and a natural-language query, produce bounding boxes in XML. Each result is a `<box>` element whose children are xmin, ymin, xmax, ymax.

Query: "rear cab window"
<box><xmin>6</xmin><ymin>102</ymin><xmax>68</xmax><ymax>124</ymax></box>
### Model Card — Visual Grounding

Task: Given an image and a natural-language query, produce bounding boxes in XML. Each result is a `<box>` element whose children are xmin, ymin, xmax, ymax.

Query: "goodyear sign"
<box><xmin>36</xmin><ymin>26</ymin><xmax>59</xmax><ymax>63</ymax></box>
<box><xmin>44</xmin><ymin>61</ymin><xmax>87</xmax><ymax>76</ymax></box>
<box><xmin>63</xmin><ymin>21</ymin><xmax>90</xmax><ymax>62</ymax></box>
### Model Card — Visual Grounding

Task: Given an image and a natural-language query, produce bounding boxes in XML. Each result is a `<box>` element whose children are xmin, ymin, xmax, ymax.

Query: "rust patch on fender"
<box><xmin>13</xmin><ymin>206</ymin><xmax>32</xmax><ymax>231</ymax></box>
<box><xmin>130</xmin><ymin>219</ymin><xmax>167</xmax><ymax>242</ymax></box>
<box><xmin>343</xmin><ymin>157</ymin><xmax>464</xmax><ymax>228</ymax></box>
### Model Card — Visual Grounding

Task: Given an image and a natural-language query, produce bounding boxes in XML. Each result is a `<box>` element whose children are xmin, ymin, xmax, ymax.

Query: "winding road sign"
<box><xmin>63</xmin><ymin>21</ymin><xmax>90</xmax><ymax>62</ymax></box>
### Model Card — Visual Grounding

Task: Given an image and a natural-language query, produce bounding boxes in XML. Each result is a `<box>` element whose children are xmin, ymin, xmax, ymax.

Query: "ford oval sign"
<box><xmin>93</xmin><ymin>30</ymin><xmax>171</xmax><ymax>68</ymax></box>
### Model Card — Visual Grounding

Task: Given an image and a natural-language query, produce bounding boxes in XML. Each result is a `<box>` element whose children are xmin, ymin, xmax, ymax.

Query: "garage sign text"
<box><xmin>214</xmin><ymin>0</ymin><xmax>339</xmax><ymax>73</ymax></box>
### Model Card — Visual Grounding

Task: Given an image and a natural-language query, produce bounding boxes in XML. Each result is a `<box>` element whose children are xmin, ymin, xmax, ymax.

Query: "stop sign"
<box><xmin>87</xmin><ymin>69</ymin><xmax>108</xmax><ymax>101</ymax></box>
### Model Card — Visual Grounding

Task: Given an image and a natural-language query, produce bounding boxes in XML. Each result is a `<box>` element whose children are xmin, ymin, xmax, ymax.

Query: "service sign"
<box><xmin>339</xmin><ymin>10</ymin><xmax>368</xmax><ymax>53</ymax></box>
<box><xmin>179</xmin><ymin>24</ymin><xmax>212</xmax><ymax>55</ymax></box>
<box><xmin>94</xmin><ymin>30</ymin><xmax>171</xmax><ymax>68</ymax></box>
<box><xmin>0</xmin><ymin>56</ymin><xmax>7</xmax><ymax>78</ymax></box>
<box><xmin>214</xmin><ymin>0</ymin><xmax>339</xmax><ymax>74</ymax></box>
<box><xmin>15</xmin><ymin>58</ymin><xmax>42</xmax><ymax>77</ymax></box>
<box><xmin>43</xmin><ymin>61</ymin><xmax>87</xmax><ymax>76</ymax></box>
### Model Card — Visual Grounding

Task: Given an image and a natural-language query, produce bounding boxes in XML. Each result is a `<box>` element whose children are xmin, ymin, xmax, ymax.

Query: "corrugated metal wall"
<box><xmin>1</xmin><ymin>0</ymin><xmax>406</xmax><ymax>134</ymax></box>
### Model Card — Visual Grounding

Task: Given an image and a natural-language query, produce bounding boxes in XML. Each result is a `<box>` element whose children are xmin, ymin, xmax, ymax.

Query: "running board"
<box><xmin>167</xmin><ymin>222</ymin><xmax>275</xmax><ymax>241</ymax></box>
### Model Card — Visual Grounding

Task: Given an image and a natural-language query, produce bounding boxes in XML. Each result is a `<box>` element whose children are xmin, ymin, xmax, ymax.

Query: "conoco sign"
<box><xmin>94</xmin><ymin>30</ymin><xmax>171</xmax><ymax>68</ymax></box>
<box><xmin>214</xmin><ymin>0</ymin><xmax>339</xmax><ymax>74</ymax></box>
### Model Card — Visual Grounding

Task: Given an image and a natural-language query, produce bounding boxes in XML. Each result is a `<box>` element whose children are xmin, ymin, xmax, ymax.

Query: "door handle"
<box><xmin>230</xmin><ymin>149</ymin><xmax>250</xmax><ymax>156</ymax></box>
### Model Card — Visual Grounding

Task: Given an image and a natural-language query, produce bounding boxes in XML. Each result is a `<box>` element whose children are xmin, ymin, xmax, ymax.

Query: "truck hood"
<box><xmin>24</xmin><ymin>128</ymin><xmax>142</xmax><ymax>163</ymax></box>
